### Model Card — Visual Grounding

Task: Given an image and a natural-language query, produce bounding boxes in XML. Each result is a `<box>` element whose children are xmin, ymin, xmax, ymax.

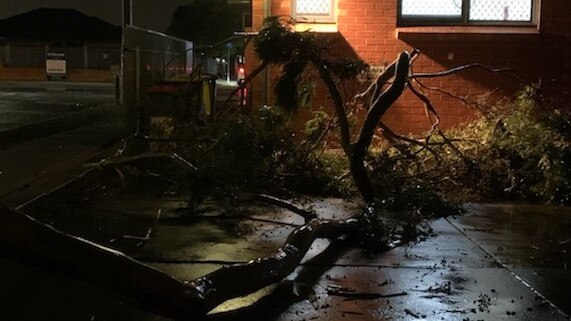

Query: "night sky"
<box><xmin>0</xmin><ymin>0</ymin><xmax>193</xmax><ymax>32</ymax></box>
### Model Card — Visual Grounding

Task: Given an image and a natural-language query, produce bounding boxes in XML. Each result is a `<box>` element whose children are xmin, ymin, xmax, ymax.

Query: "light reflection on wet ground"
<box><xmin>451</xmin><ymin>203</ymin><xmax>571</xmax><ymax>316</ymax></box>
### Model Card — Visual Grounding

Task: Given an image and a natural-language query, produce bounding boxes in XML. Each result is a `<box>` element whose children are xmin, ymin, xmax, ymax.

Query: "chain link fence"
<box><xmin>0</xmin><ymin>42</ymin><xmax>120</xmax><ymax>69</ymax></box>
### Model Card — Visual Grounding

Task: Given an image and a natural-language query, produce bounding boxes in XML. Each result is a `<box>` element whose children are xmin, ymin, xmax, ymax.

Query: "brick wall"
<box><xmin>248</xmin><ymin>0</ymin><xmax>571</xmax><ymax>135</ymax></box>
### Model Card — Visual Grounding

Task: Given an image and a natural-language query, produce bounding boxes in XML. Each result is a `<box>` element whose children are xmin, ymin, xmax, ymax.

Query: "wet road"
<box><xmin>0</xmin><ymin>80</ymin><xmax>125</xmax><ymax>206</ymax></box>
<box><xmin>0</xmin><ymin>80</ymin><xmax>115</xmax><ymax>132</ymax></box>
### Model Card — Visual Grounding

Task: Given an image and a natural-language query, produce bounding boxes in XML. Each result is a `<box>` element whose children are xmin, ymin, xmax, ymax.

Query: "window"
<box><xmin>398</xmin><ymin>0</ymin><xmax>537</xmax><ymax>26</ymax></box>
<box><xmin>292</xmin><ymin>0</ymin><xmax>336</xmax><ymax>23</ymax></box>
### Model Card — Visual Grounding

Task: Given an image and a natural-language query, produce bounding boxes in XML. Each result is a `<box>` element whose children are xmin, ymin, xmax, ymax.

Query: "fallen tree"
<box><xmin>0</xmin><ymin>201</ymin><xmax>356</xmax><ymax>320</ymax></box>
<box><xmin>0</xmin><ymin>17</ymin><xmax>527</xmax><ymax>321</ymax></box>
<box><xmin>233</xmin><ymin>16</ymin><xmax>522</xmax><ymax>204</ymax></box>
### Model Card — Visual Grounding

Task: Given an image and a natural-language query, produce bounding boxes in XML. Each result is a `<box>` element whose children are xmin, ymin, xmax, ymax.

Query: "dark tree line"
<box><xmin>167</xmin><ymin>0</ymin><xmax>242</xmax><ymax>45</ymax></box>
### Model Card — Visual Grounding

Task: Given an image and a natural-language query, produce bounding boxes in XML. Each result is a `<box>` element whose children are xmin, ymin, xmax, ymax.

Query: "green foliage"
<box><xmin>176</xmin><ymin>105</ymin><xmax>351</xmax><ymax>207</ymax></box>
<box><xmin>297</xmin><ymin>79</ymin><xmax>317</xmax><ymax>109</ymax></box>
<box><xmin>374</xmin><ymin>86</ymin><xmax>571</xmax><ymax>205</ymax></box>
<box><xmin>355</xmin><ymin>203</ymin><xmax>435</xmax><ymax>253</ymax></box>
<box><xmin>304</xmin><ymin>111</ymin><xmax>329</xmax><ymax>143</ymax></box>
<box><xmin>275</xmin><ymin>60</ymin><xmax>308</xmax><ymax>110</ymax></box>
<box><xmin>473</xmin><ymin>87</ymin><xmax>571</xmax><ymax>203</ymax></box>
<box><xmin>275</xmin><ymin>147</ymin><xmax>352</xmax><ymax>197</ymax></box>
<box><xmin>254</xmin><ymin>16</ymin><xmax>368</xmax><ymax>111</ymax></box>
<box><xmin>177</xmin><ymin>120</ymin><xmax>267</xmax><ymax>208</ymax></box>
<box><xmin>325</xmin><ymin>58</ymin><xmax>369</xmax><ymax>80</ymax></box>
<box><xmin>369</xmin><ymin>149</ymin><xmax>460</xmax><ymax>218</ymax></box>
<box><xmin>254</xmin><ymin>17</ymin><xmax>311</xmax><ymax>63</ymax></box>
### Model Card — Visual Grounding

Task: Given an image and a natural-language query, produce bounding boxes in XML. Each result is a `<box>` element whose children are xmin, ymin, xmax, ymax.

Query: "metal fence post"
<box><xmin>83</xmin><ymin>44</ymin><xmax>89</xmax><ymax>69</ymax></box>
<box><xmin>135</xmin><ymin>46</ymin><xmax>141</xmax><ymax>105</ymax></box>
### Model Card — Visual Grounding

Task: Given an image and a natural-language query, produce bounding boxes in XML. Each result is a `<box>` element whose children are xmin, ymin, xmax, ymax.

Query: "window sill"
<box><xmin>294</xmin><ymin>22</ymin><xmax>338</xmax><ymax>33</ymax></box>
<box><xmin>396</xmin><ymin>25</ymin><xmax>539</xmax><ymax>38</ymax></box>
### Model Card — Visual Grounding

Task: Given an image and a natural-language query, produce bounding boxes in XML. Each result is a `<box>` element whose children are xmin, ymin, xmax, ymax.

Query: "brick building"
<box><xmin>247</xmin><ymin>0</ymin><xmax>571</xmax><ymax>134</ymax></box>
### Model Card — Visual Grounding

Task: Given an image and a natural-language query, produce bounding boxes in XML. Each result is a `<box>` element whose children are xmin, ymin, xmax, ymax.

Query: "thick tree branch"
<box><xmin>0</xmin><ymin>204</ymin><xmax>205</xmax><ymax>320</ymax></box>
<box><xmin>346</xmin><ymin>52</ymin><xmax>411</xmax><ymax>203</ymax></box>
<box><xmin>0</xmin><ymin>204</ymin><xmax>358</xmax><ymax>320</ymax></box>
<box><xmin>188</xmin><ymin>218</ymin><xmax>358</xmax><ymax>312</ymax></box>
<box><xmin>370</xmin><ymin>49</ymin><xmax>420</xmax><ymax>106</ymax></box>
<box><xmin>354</xmin><ymin>52</ymin><xmax>411</xmax><ymax>155</ymax></box>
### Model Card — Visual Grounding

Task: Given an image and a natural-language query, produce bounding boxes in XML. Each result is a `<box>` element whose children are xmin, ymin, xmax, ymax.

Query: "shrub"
<box><xmin>376</xmin><ymin>86</ymin><xmax>571</xmax><ymax>205</ymax></box>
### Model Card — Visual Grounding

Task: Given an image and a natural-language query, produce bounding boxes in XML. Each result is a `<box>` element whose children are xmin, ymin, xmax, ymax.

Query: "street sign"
<box><xmin>46</xmin><ymin>52</ymin><xmax>66</xmax><ymax>80</ymax></box>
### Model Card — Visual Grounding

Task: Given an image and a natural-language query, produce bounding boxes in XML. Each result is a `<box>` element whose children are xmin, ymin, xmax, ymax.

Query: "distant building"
<box><xmin>0</xmin><ymin>8</ymin><xmax>121</xmax><ymax>81</ymax></box>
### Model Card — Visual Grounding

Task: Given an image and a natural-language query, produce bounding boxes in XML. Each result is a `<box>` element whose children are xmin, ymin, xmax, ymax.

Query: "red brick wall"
<box><xmin>541</xmin><ymin>0</ymin><xmax>571</xmax><ymax>37</ymax></box>
<box><xmin>248</xmin><ymin>0</ymin><xmax>571</xmax><ymax>135</ymax></box>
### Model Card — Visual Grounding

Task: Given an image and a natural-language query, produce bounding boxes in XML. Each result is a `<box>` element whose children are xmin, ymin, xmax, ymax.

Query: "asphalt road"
<box><xmin>0</xmin><ymin>80</ymin><xmax>126</xmax><ymax>206</ymax></box>
<box><xmin>0</xmin><ymin>80</ymin><xmax>116</xmax><ymax>132</ymax></box>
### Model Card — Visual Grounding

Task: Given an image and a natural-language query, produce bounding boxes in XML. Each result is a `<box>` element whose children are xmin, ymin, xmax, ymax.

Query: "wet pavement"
<box><xmin>1</xmin><ymin>168</ymin><xmax>569</xmax><ymax>321</ymax></box>
<box><xmin>451</xmin><ymin>203</ymin><xmax>571</xmax><ymax>316</ymax></box>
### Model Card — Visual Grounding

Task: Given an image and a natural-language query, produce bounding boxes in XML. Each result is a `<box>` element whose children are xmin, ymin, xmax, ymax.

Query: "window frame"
<box><xmin>397</xmin><ymin>0</ymin><xmax>539</xmax><ymax>27</ymax></box>
<box><xmin>291</xmin><ymin>0</ymin><xmax>336</xmax><ymax>23</ymax></box>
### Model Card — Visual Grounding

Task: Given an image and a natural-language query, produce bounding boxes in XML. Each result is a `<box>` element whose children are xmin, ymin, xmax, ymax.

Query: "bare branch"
<box><xmin>85</xmin><ymin>153</ymin><xmax>198</xmax><ymax>173</ymax></box>
<box><xmin>110</xmin><ymin>209</ymin><xmax>162</xmax><ymax>247</ymax></box>
<box><xmin>326</xmin><ymin>286</ymin><xmax>408</xmax><ymax>300</ymax></box>
<box><xmin>412</xmin><ymin>79</ymin><xmax>476</xmax><ymax>107</ymax></box>
<box><xmin>436</xmin><ymin>129</ymin><xmax>466</xmax><ymax>159</ymax></box>
<box><xmin>353</xmin><ymin>48</ymin><xmax>420</xmax><ymax>104</ymax></box>
<box><xmin>407</xmin><ymin>82</ymin><xmax>440</xmax><ymax>136</ymax></box>
<box><xmin>378</xmin><ymin>122</ymin><xmax>424</xmax><ymax>146</ymax></box>
<box><xmin>410</xmin><ymin>63</ymin><xmax>524</xmax><ymax>83</ymax></box>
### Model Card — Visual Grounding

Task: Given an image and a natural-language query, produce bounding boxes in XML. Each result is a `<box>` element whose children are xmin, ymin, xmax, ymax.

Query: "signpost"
<box><xmin>46</xmin><ymin>52</ymin><xmax>66</xmax><ymax>80</ymax></box>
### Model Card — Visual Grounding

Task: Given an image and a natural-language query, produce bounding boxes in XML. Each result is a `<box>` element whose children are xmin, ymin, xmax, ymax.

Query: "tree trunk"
<box><xmin>349</xmin><ymin>152</ymin><xmax>376</xmax><ymax>203</ymax></box>
<box><xmin>189</xmin><ymin>218</ymin><xmax>358</xmax><ymax>312</ymax></box>
<box><xmin>349</xmin><ymin>52</ymin><xmax>411</xmax><ymax>203</ymax></box>
<box><xmin>0</xmin><ymin>204</ymin><xmax>358</xmax><ymax>320</ymax></box>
